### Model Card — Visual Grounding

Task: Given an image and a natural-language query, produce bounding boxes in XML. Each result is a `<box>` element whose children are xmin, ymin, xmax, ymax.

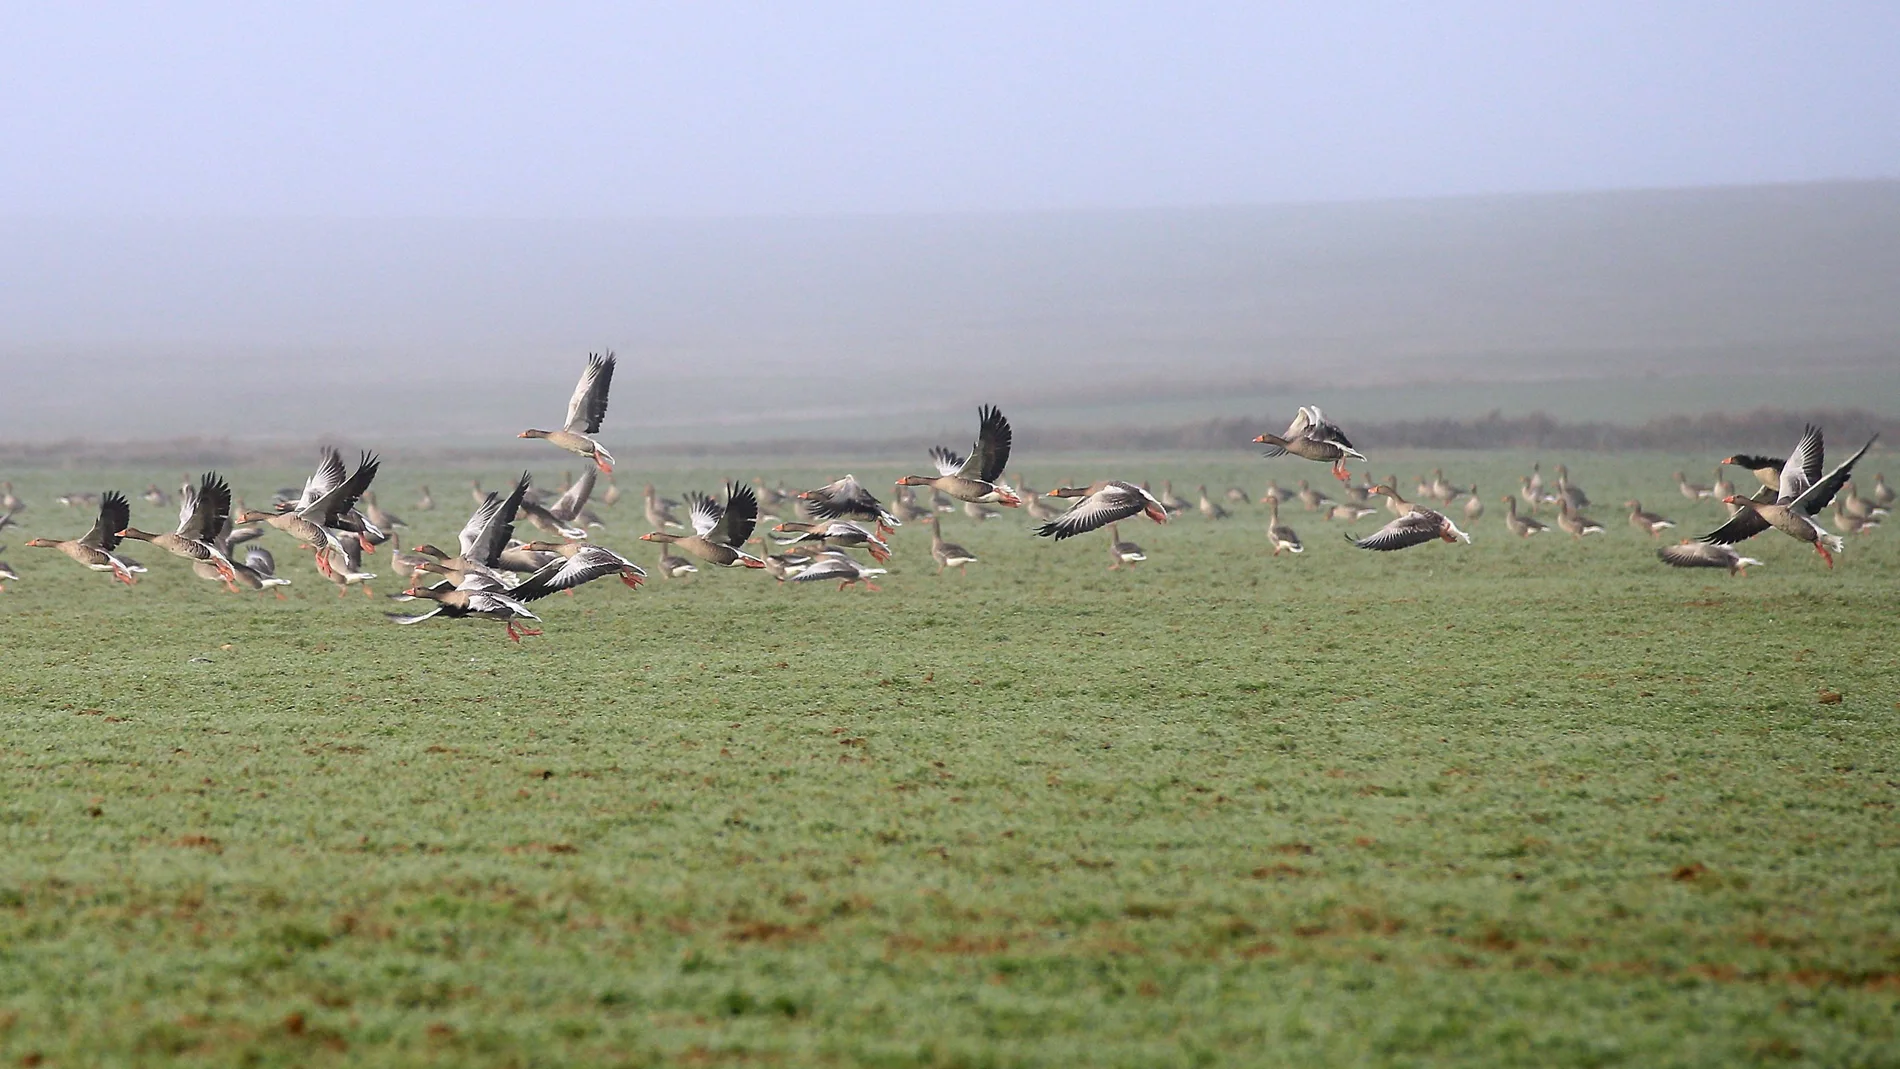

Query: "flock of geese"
<box><xmin>0</xmin><ymin>359</ymin><xmax>1889</xmax><ymax>638</ymax></box>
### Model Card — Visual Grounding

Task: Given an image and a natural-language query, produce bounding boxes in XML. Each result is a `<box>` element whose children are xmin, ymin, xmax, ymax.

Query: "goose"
<box><xmin>787</xmin><ymin>550</ymin><xmax>887</xmax><ymax>591</ymax></box>
<box><xmin>1553</xmin><ymin>465</ymin><xmax>1590</xmax><ymax>510</ymax></box>
<box><xmin>1327</xmin><ymin>503</ymin><xmax>1378</xmax><ymax>522</ymax></box>
<box><xmin>1429</xmin><ymin>469</ymin><xmax>1468</xmax><ymax>503</ymax></box>
<box><xmin>1625</xmin><ymin>501</ymin><xmax>1676</xmax><ymax>537</ymax></box>
<box><xmin>0</xmin><ymin>482</ymin><xmax>21</xmax><ymax>512</ymax></box>
<box><xmin>641</xmin><ymin>482</ymin><xmax>765</xmax><ymax>568</ymax></box>
<box><xmin>414</xmin><ymin>486</ymin><xmax>435</xmax><ymax>512</ymax></box>
<box><xmin>655</xmin><ymin>545</ymin><xmax>699</xmax><ymax>579</ymax></box>
<box><xmin>1721</xmin><ymin>454</ymin><xmax>1784</xmax><ymax>493</ymax></box>
<box><xmin>1520</xmin><ymin>476</ymin><xmax>1553</xmax><ymax>511</ymax></box>
<box><xmin>23</xmin><ymin>491</ymin><xmax>141</xmax><ymax>584</ymax></box>
<box><xmin>1106</xmin><ymin>522</ymin><xmax>1147</xmax><ymax>569</ymax></box>
<box><xmin>1224</xmin><ymin>486</ymin><xmax>1251</xmax><ymax>506</ymax></box>
<box><xmin>235</xmin><ymin>449</ymin><xmax>380</xmax><ymax>578</ymax></box>
<box><xmin>519</xmin><ymin>470</ymin><xmax>593</xmax><ymax>540</ymax></box>
<box><xmin>1697</xmin><ymin>425</ymin><xmax>1876</xmax><ymax>568</ymax></box>
<box><xmin>1253</xmin><ymin>406</ymin><xmax>1366</xmax><ymax>481</ymax></box>
<box><xmin>1832</xmin><ymin>505</ymin><xmax>1880</xmax><ymax>537</ymax></box>
<box><xmin>317</xmin><ymin>537</ymin><xmax>377</xmax><ymax>597</ymax></box>
<box><xmin>55</xmin><ymin>491</ymin><xmax>97</xmax><ymax>509</ymax></box>
<box><xmin>800</xmin><ymin>474</ymin><xmax>901</xmax><ymax>533</ymax></box>
<box><xmin>1710</xmin><ymin>467</ymin><xmax>1735</xmax><ymax>504</ymax></box>
<box><xmin>1501</xmin><ymin>496</ymin><xmax>1548</xmax><ymax>538</ymax></box>
<box><xmin>1034</xmin><ymin>481</ymin><xmax>1169</xmax><ymax>539</ymax></box>
<box><xmin>1873</xmin><ymin>474</ymin><xmax>1894</xmax><ymax>509</ymax></box>
<box><xmin>929</xmin><ymin>516</ymin><xmax>978</xmax><ymax>575</ymax></box>
<box><xmin>406</xmin><ymin>473</ymin><xmax>532</xmax><ymax>590</ymax></box>
<box><xmin>1266</xmin><ymin>500</ymin><xmax>1302</xmax><ymax>556</ymax></box>
<box><xmin>1463</xmin><ymin>486</ymin><xmax>1484</xmax><ymax>521</ymax></box>
<box><xmin>896</xmin><ymin>405</ymin><xmax>1019</xmax><ymax>506</ymax></box>
<box><xmin>1297</xmin><ymin>480</ymin><xmax>1333</xmax><ymax>512</ymax></box>
<box><xmin>1676</xmin><ymin>471</ymin><xmax>1713</xmax><ymax>502</ymax></box>
<box><xmin>892</xmin><ymin>486</ymin><xmax>936</xmax><ymax>524</ymax></box>
<box><xmin>1526</xmin><ymin>463</ymin><xmax>1545</xmax><ymax>500</ymax></box>
<box><xmin>1840</xmin><ymin>482</ymin><xmax>1888</xmax><ymax>521</ymax></box>
<box><xmin>387</xmin><ymin>534</ymin><xmax>436</xmax><ymax>582</ymax></box>
<box><xmin>513</xmin><ymin>540</ymin><xmax>647</xmax><ymax>588</ymax></box>
<box><xmin>1158</xmin><ymin>481</ymin><xmax>1194</xmax><ymax>516</ymax></box>
<box><xmin>1345</xmin><ymin>504</ymin><xmax>1471</xmax><ymax>552</ymax></box>
<box><xmin>962</xmin><ymin>500</ymin><xmax>1003</xmax><ymax>522</ymax></box>
<box><xmin>774</xmin><ymin>519</ymin><xmax>891</xmax><ymax>562</ymax></box>
<box><xmin>1657</xmin><ymin>541</ymin><xmax>1763</xmax><ymax>576</ymax></box>
<box><xmin>644</xmin><ymin>484</ymin><xmax>685</xmax><ymax>531</ymax></box>
<box><xmin>519</xmin><ymin>351</ymin><xmax>616</xmax><ymax>473</ymax></box>
<box><xmin>390</xmin><ymin>548</ymin><xmax>629</xmax><ymax>640</ymax></box>
<box><xmin>600</xmin><ymin>477</ymin><xmax>623</xmax><ymax>508</ymax></box>
<box><xmin>1258</xmin><ymin>480</ymin><xmax>1294</xmax><ymax>505</ymax></box>
<box><xmin>931</xmin><ymin>488</ymin><xmax>958</xmax><ymax>513</ymax></box>
<box><xmin>142</xmin><ymin>483</ymin><xmax>171</xmax><ymax>508</ymax></box>
<box><xmin>362</xmin><ymin>492</ymin><xmax>406</xmax><ymax>533</ymax></box>
<box><xmin>197</xmin><ymin>545</ymin><xmax>292</xmax><ymax>599</ymax></box>
<box><xmin>1020</xmin><ymin>487</ymin><xmax>1065</xmax><ymax>524</ymax></box>
<box><xmin>1197</xmin><ymin>485</ymin><xmax>1230</xmax><ymax>521</ymax></box>
<box><xmin>1556</xmin><ymin>500</ymin><xmax>1606</xmax><ymax>538</ymax></box>
<box><xmin>118</xmin><ymin>473</ymin><xmax>239</xmax><ymax>582</ymax></box>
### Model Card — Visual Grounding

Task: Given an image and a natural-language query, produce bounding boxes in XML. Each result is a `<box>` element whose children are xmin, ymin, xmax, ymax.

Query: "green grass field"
<box><xmin>2</xmin><ymin>451</ymin><xmax>1897</xmax><ymax>1067</ymax></box>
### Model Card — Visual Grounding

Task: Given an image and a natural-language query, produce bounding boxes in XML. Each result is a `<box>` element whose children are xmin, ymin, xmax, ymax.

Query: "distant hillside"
<box><xmin>3</xmin><ymin>180</ymin><xmax>1898</xmax><ymax>443</ymax></box>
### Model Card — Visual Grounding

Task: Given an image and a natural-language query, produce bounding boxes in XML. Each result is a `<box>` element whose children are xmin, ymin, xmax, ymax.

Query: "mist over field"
<box><xmin>6</xmin><ymin>180</ymin><xmax>1899</xmax><ymax>451</ymax></box>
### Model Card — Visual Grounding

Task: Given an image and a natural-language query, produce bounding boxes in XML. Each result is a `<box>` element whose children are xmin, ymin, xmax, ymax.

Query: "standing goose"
<box><xmin>1556</xmin><ymin>500</ymin><xmax>1606</xmax><ymax>538</ymax></box>
<box><xmin>361</xmin><ymin>492</ymin><xmax>406</xmax><ymax>533</ymax></box>
<box><xmin>1327</xmin><ymin>503</ymin><xmax>1378</xmax><ymax>522</ymax></box>
<box><xmin>773</xmin><ymin>519</ymin><xmax>891</xmax><ymax>562</ymax></box>
<box><xmin>414</xmin><ymin>485</ymin><xmax>436</xmax><ymax>512</ymax></box>
<box><xmin>1158</xmin><ymin>481</ymin><xmax>1194</xmax><ymax>516</ymax></box>
<box><xmin>519</xmin><ymin>351</ymin><xmax>616</xmax><ymax>473</ymax></box>
<box><xmin>1839</xmin><ymin>482</ymin><xmax>1888</xmax><ymax>521</ymax></box>
<box><xmin>1345</xmin><ymin>501</ymin><xmax>1472</xmax><ymax>552</ymax></box>
<box><xmin>800</xmin><ymin>474</ymin><xmax>901</xmax><ymax>533</ymax></box>
<box><xmin>1197</xmin><ymin>485</ymin><xmax>1230</xmax><ymax>521</ymax></box>
<box><xmin>601</xmin><ymin>477</ymin><xmax>623</xmax><ymax>508</ymax></box>
<box><xmin>1553</xmin><ymin>465</ymin><xmax>1590</xmax><ymax>510</ymax></box>
<box><xmin>1658</xmin><ymin>541</ymin><xmax>1763</xmax><ymax>575</ymax></box>
<box><xmin>0</xmin><ymin>482</ymin><xmax>21</xmax><ymax>513</ymax></box>
<box><xmin>1676</xmin><ymin>471</ymin><xmax>1713</xmax><ymax>502</ymax></box>
<box><xmin>142</xmin><ymin>483</ymin><xmax>171</xmax><ymax>508</ymax></box>
<box><xmin>1224</xmin><ymin>486</ymin><xmax>1251</xmax><ymax>506</ymax></box>
<box><xmin>1710</xmin><ymin>467</ymin><xmax>1736</xmax><ymax>504</ymax></box>
<box><xmin>1259</xmin><ymin>480</ymin><xmax>1294</xmax><ymax>506</ymax></box>
<box><xmin>118</xmin><ymin>473</ymin><xmax>239</xmax><ymax>582</ymax></box>
<box><xmin>1033</xmin><ymin>481</ymin><xmax>1169</xmax><ymax>539</ymax></box>
<box><xmin>1625</xmin><ymin>501</ymin><xmax>1676</xmax><ymax>537</ymax></box>
<box><xmin>896</xmin><ymin>405</ymin><xmax>1020</xmax><ymax>506</ymax></box>
<box><xmin>641</xmin><ymin>482</ymin><xmax>765</xmax><ymax>568</ymax></box>
<box><xmin>1501</xmin><ymin>496</ymin><xmax>1549</xmax><ymax>538</ymax></box>
<box><xmin>1266</xmin><ymin>500</ymin><xmax>1302</xmax><ymax>556</ymax></box>
<box><xmin>1297</xmin><ymin>480</ymin><xmax>1333</xmax><ymax>513</ymax></box>
<box><xmin>644</xmin><ymin>484</ymin><xmax>685</xmax><ymax>531</ymax></box>
<box><xmin>962</xmin><ymin>500</ymin><xmax>1002</xmax><ymax>522</ymax></box>
<box><xmin>1106</xmin><ymin>522</ymin><xmax>1147</xmax><ymax>569</ymax></box>
<box><xmin>787</xmin><ymin>550</ymin><xmax>887</xmax><ymax>591</ymax></box>
<box><xmin>929</xmin><ymin>516</ymin><xmax>978</xmax><ymax>575</ymax></box>
<box><xmin>1698</xmin><ymin>425</ymin><xmax>1877</xmax><ymax>568</ymax></box>
<box><xmin>1463</xmin><ymin>485</ymin><xmax>1484</xmax><ymax>522</ymax></box>
<box><xmin>1872</xmin><ymin>474</ymin><xmax>1894</xmax><ymax>509</ymax></box>
<box><xmin>24</xmin><ymin>490</ymin><xmax>141</xmax><ymax>584</ymax></box>
<box><xmin>1253</xmin><ymin>406</ymin><xmax>1366</xmax><ymax>482</ymax></box>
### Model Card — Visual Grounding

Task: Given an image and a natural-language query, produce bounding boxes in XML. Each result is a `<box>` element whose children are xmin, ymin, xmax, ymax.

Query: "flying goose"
<box><xmin>896</xmin><ymin>405</ymin><xmax>1020</xmax><ymax>506</ymax></box>
<box><xmin>1253</xmin><ymin>406</ymin><xmax>1366</xmax><ymax>482</ymax></box>
<box><xmin>773</xmin><ymin>519</ymin><xmax>891</xmax><ymax>562</ymax></box>
<box><xmin>118</xmin><ymin>473</ymin><xmax>239</xmax><ymax>582</ymax></box>
<box><xmin>1657</xmin><ymin>541</ymin><xmax>1762</xmax><ymax>575</ymax></box>
<box><xmin>519</xmin><ymin>351</ymin><xmax>616</xmax><ymax>473</ymax></box>
<box><xmin>641</xmin><ymin>482</ymin><xmax>765</xmax><ymax>568</ymax></box>
<box><xmin>1346</xmin><ymin>497</ymin><xmax>1472</xmax><ymax>552</ymax></box>
<box><xmin>787</xmin><ymin>550</ymin><xmax>888</xmax><ymax>591</ymax></box>
<box><xmin>1697</xmin><ymin>425</ymin><xmax>1876</xmax><ymax>568</ymax></box>
<box><xmin>1033</xmin><ymin>481</ymin><xmax>1168</xmax><ymax>539</ymax></box>
<box><xmin>23</xmin><ymin>491</ymin><xmax>141</xmax><ymax>584</ymax></box>
<box><xmin>800</xmin><ymin>475</ymin><xmax>901</xmax><ymax>533</ymax></box>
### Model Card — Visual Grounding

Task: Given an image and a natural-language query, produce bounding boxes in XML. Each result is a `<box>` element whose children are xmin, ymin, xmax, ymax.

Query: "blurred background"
<box><xmin>3</xmin><ymin>3</ymin><xmax>1897</xmax><ymax>456</ymax></box>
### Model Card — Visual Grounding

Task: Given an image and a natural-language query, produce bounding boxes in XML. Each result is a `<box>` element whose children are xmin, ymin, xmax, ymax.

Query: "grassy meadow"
<box><xmin>1</xmin><ymin>450</ymin><xmax>1897</xmax><ymax>1067</ymax></box>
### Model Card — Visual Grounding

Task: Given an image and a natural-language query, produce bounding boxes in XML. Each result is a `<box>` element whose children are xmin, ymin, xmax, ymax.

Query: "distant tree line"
<box><xmin>1</xmin><ymin>408</ymin><xmax>1892</xmax><ymax>468</ymax></box>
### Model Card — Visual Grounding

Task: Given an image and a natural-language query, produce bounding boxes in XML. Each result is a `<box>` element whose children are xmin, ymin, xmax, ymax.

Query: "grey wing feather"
<box><xmin>563</xmin><ymin>352</ymin><xmax>615</xmax><ymax>435</ymax></box>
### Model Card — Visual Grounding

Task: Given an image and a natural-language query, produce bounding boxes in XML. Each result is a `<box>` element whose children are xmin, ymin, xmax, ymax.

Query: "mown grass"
<box><xmin>2</xmin><ymin>451</ymin><xmax>1897</xmax><ymax>1067</ymax></box>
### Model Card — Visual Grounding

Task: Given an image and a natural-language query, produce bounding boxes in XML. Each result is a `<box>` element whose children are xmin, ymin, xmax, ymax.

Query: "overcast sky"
<box><xmin>3</xmin><ymin>2</ymin><xmax>1897</xmax><ymax>218</ymax></box>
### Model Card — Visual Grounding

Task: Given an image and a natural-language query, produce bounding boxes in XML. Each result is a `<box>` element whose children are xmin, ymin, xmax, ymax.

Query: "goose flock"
<box><xmin>0</xmin><ymin>356</ymin><xmax>1887</xmax><ymax>639</ymax></box>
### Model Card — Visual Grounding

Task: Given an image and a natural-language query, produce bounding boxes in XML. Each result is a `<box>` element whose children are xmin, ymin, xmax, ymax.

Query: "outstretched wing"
<box><xmin>1776</xmin><ymin>425</ymin><xmax>1823</xmax><ymax>504</ymax></box>
<box><xmin>245</xmin><ymin>546</ymin><xmax>278</xmax><ymax>577</ymax></box>
<box><xmin>1696</xmin><ymin>507</ymin><xmax>1771</xmax><ymax>546</ymax></box>
<box><xmin>563</xmin><ymin>351</ymin><xmax>615</xmax><ymax>434</ymax></box>
<box><xmin>465</xmin><ymin>473</ymin><xmax>530</xmax><ymax>565</ymax></box>
<box><xmin>550</xmin><ymin>467</ymin><xmax>596</xmax><ymax>521</ymax></box>
<box><xmin>1791</xmin><ymin>434</ymin><xmax>1876</xmax><ymax>516</ymax></box>
<box><xmin>86</xmin><ymin>491</ymin><xmax>131</xmax><ymax>551</ymax></box>
<box><xmin>511</xmin><ymin>546</ymin><xmax>629</xmax><ymax>602</ymax></box>
<box><xmin>969</xmin><ymin>405</ymin><xmax>1012</xmax><ymax>483</ymax></box>
<box><xmin>1348</xmin><ymin>511</ymin><xmax>1438</xmax><ymax>551</ymax></box>
<box><xmin>710</xmin><ymin>482</ymin><xmax>759</xmax><ymax>547</ymax></box>
<box><xmin>385</xmin><ymin>608</ymin><xmax>445</xmax><ymax>625</ymax></box>
<box><xmin>308</xmin><ymin>452</ymin><xmax>380</xmax><ymax>527</ymax></box>
<box><xmin>296</xmin><ymin>448</ymin><xmax>348</xmax><ymax>513</ymax></box>
<box><xmin>178</xmin><ymin>473</ymin><xmax>232</xmax><ymax>542</ymax></box>
<box><xmin>1034</xmin><ymin>487</ymin><xmax>1141</xmax><ymax>540</ymax></box>
<box><xmin>1659</xmin><ymin>542</ymin><xmax>1727</xmax><ymax>569</ymax></box>
<box><xmin>930</xmin><ymin>447</ymin><xmax>967</xmax><ymax>478</ymax></box>
<box><xmin>685</xmin><ymin>491</ymin><xmax>724</xmax><ymax>538</ymax></box>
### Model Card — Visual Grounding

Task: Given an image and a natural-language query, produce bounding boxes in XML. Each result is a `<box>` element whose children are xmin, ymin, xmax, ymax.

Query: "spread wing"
<box><xmin>244</xmin><ymin>546</ymin><xmax>278</xmax><ymax>577</ymax></box>
<box><xmin>1791</xmin><ymin>434</ymin><xmax>1876</xmax><ymax>516</ymax></box>
<box><xmin>804</xmin><ymin>474</ymin><xmax>890</xmax><ymax>523</ymax></box>
<box><xmin>85</xmin><ymin>491</ymin><xmax>130</xmax><ymax>551</ymax></box>
<box><xmin>711</xmin><ymin>482</ymin><xmax>759</xmax><ymax>547</ymax></box>
<box><xmin>550</xmin><ymin>467</ymin><xmax>596</xmax><ymax>520</ymax></box>
<box><xmin>1696</xmin><ymin>507</ymin><xmax>1771</xmax><ymax>546</ymax></box>
<box><xmin>307</xmin><ymin>451</ymin><xmax>380</xmax><ymax>527</ymax></box>
<box><xmin>790</xmin><ymin>555</ymin><xmax>869</xmax><ymax>582</ymax></box>
<box><xmin>1776</xmin><ymin>425</ymin><xmax>1823</xmax><ymax>503</ymax></box>
<box><xmin>969</xmin><ymin>404</ymin><xmax>1011</xmax><ymax>483</ymax></box>
<box><xmin>1035</xmin><ymin>486</ymin><xmax>1143</xmax><ymax>540</ymax></box>
<box><xmin>1285</xmin><ymin>407</ymin><xmax>1315</xmax><ymax>439</ymax></box>
<box><xmin>930</xmin><ymin>447</ymin><xmax>967</xmax><ymax>478</ymax></box>
<box><xmin>686</xmin><ymin>491</ymin><xmax>724</xmax><ymax>538</ymax></box>
<box><xmin>178</xmin><ymin>473</ymin><xmax>232</xmax><ymax>542</ymax></box>
<box><xmin>511</xmin><ymin>546</ymin><xmax>630</xmax><ymax>602</ymax></box>
<box><xmin>296</xmin><ymin>449</ymin><xmax>348</xmax><ymax>513</ymax></box>
<box><xmin>1347</xmin><ymin>511</ymin><xmax>1440</xmax><ymax>551</ymax></box>
<box><xmin>463</xmin><ymin>473</ymin><xmax>530</xmax><ymax>565</ymax></box>
<box><xmin>563</xmin><ymin>351</ymin><xmax>615</xmax><ymax>434</ymax></box>
<box><xmin>1659</xmin><ymin>542</ymin><xmax>1730</xmax><ymax>569</ymax></box>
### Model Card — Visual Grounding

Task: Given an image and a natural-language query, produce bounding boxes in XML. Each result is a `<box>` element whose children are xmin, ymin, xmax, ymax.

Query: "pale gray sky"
<box><xmin>3</xmin><ymin>2</ymin><xmax>1897</xmax><ymax>218</ymax></box>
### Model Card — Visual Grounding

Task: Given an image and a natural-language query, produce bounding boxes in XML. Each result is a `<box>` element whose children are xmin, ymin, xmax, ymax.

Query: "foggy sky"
<box><xmin>4</xmin><ymin>3</ymin><xmax>1898</xmax><ymax>218</ymax></box>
